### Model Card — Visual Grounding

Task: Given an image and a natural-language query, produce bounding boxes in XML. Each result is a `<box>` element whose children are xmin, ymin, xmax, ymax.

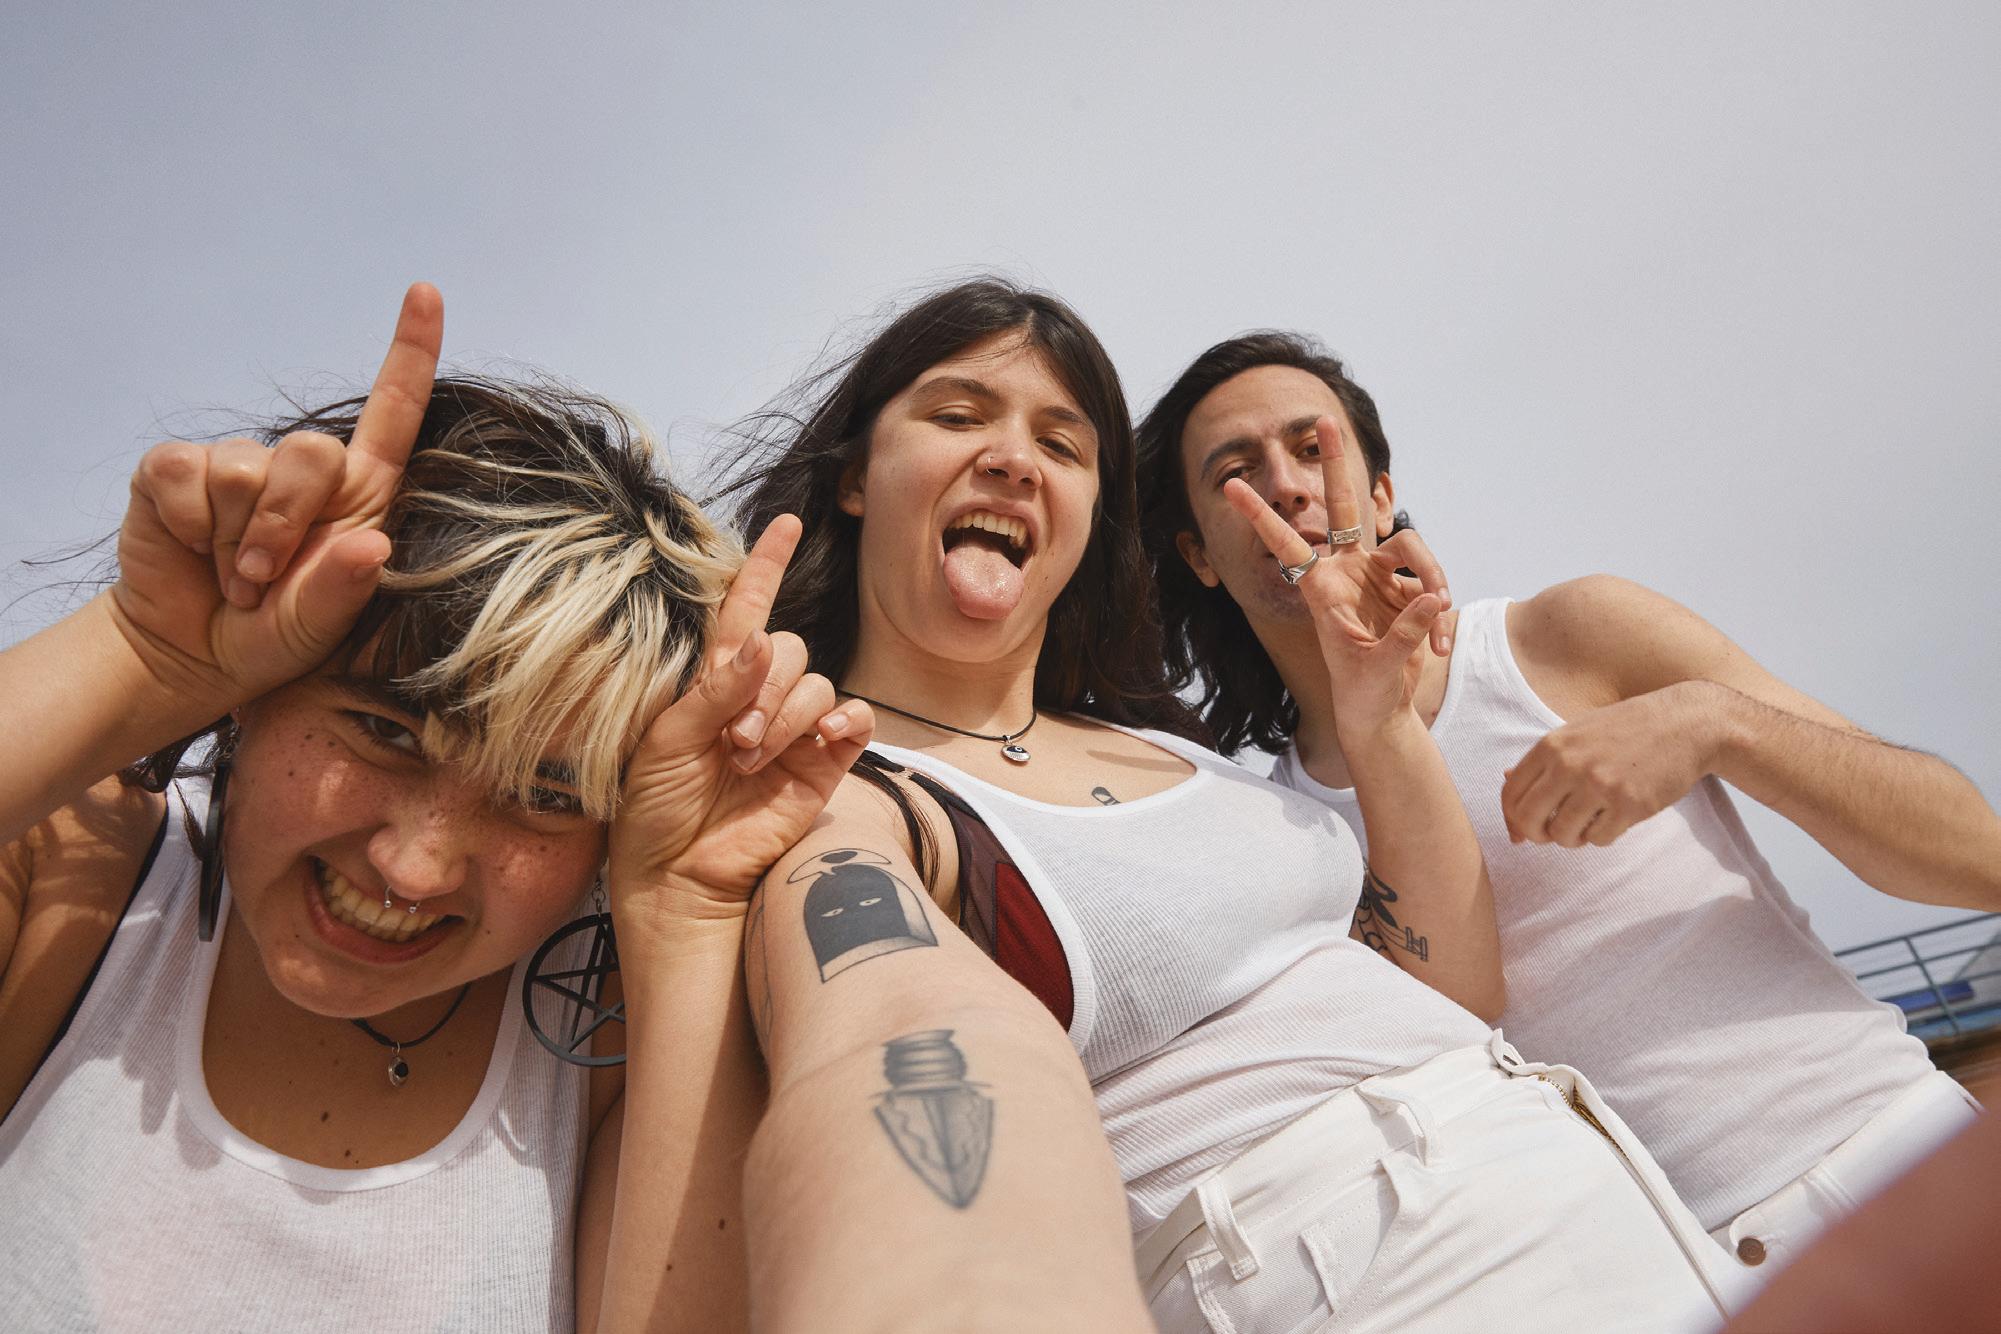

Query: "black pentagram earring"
<box><xmin>521</xmin><ymin>884</ymin><xmax>625</xmax><ymax>1067</ymax></box>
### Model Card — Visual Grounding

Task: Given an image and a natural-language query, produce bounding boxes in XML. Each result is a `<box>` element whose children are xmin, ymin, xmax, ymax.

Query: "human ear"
<box><xmin>836</xmin><ymin>458</ymin><xmax>866</xmax><ymax>518</ymax></box>
<box><xmin>1174</xmin><ymin>530</ymin><xmax>1221</xmax><ymax>588</ymax></box>
<box><xmin>1372</xmin><ymin>471</ymin><xmax>1396</xmax><ymax>539</ymax></box>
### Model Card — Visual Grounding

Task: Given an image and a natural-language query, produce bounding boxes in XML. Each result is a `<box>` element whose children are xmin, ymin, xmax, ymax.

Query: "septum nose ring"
<box><xmin>383</xmin><ymin>886</ymin><xmax>417</xmax><ymax>914</ymax></box>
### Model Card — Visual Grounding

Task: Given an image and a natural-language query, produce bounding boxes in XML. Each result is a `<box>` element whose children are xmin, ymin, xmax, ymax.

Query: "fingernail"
<box><xmin>821</xmin><ymin>710</ymin><xmax>850</xmax><ymax>739</ymax></box>
<box><xmin>734</xmin><ymin>632</ymin><xmax>763</xmax><ymax>669</ymax></box>
<box><xmin>731</xmin><ymin>747</ymin><xmax>761</xmax><ymax>772</ymax></box>
<box><xmin>236</xmin><ymin>548</ymin><xmax>274</xmax><ymax>581</ymax></box>
<box><xmin>226</xmin><ymin>576</ymin><xmax>260</xmax><ymax>608</ymax></box>
<box><xmin>191</xmin><ymin>539</ymin><xmax>213</xmax><ymax>555</ymax></box>
<box><xmin>734</xmin><ymin>710</ymin><xmax>767</xmax><ymax>746</ymax></box>
<box><xmin>1440</xmin><ymin>636</ymin><xmax>1452</xmax><ymax>653</ymax></box>
<box><xmin>1439</xmin><ymin>587</ymin><xmax>1451</xmax><ymax>607</ymax></box>
<box><xmin>353</xmin><ymin>557</ymin><xmax>387</xmax><ymax>582</ymax></box>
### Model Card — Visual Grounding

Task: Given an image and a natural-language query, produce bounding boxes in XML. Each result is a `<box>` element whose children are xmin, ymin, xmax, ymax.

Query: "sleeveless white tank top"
<box><xmin>869</xmin><ymin>727</ymin><xmax>1488</xmax><ymax>1236</ymax></box>
<box><xmin>0</xmin><ymin>780</ymin><xmax>591</xmax><ymax>1331</ymax></box>
<box><xmin>1271</xmin><ymin>598</ymin><xmax>1939</xmax><ymax>1229</ymax></box>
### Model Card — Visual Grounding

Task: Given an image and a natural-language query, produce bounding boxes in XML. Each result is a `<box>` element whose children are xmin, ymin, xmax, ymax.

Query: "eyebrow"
<box><xmin>322</xmin><ymin>675</ymin><xmax>580</xmax><ymax>789</ymax></box>
<box><xmin>1195</xmin><ymin>415</ymin><xmax>1324</xmax><ymax>482</ymax></box>
<box><xmin>913</xmin><ymin>375</ymin><xmax>1093</xmax><ymax>433</ymax></box>
<box><xmin>324</xmin><ymin>674</ymin><xmax>425</xmax><ymax>716</ymax></box>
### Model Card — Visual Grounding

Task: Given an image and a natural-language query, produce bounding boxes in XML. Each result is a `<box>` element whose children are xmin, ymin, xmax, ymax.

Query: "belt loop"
<box><xmin>1355</xmin><ymin>1081</ymin><xmax>1443</xmax><ymax>1167</ymax></box>
<box><xmin>1489</xmin><ymin>1029</ymin><xmax>1533</xmax><ymax>1074</ymax></box>
<box><xmin>1197</xmin><ymin>1175</ymin><xmax>1261</xmax><ymax>1281</ymax></box>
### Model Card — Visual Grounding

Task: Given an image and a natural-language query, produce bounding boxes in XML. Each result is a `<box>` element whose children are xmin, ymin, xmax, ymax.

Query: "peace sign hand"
<box><xmin>608</xmin><ymin>515</ymin><xmax>875</xmax><ymax>928</ymax></box>
<box><xmin>110</xmin><ymin>283</ymin><xmax>443</xmax><ymax>714</ymax></box>
<box><xmin>1222</xmin><ymin>415</ymin><xmax>1451</xmax><ymax>732</ymax></box>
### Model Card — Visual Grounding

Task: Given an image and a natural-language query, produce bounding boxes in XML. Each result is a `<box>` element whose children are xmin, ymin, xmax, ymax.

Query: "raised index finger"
<box><xmin>713</xmin><ymin>513</ymin><xmax>803</xmax><ymax>661</ymax></box>
<box><xmin>349</xmin><ymin>282</ymin><xmax>444</xmax><ymax>470</ymax></box>
<box><xmin>1317</xmin><ymin>416</ymin><xmax>1363</xmax><ymax>544</ymax></box>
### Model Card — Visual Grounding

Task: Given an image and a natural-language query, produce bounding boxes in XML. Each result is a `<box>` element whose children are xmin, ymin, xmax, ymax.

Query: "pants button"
<box><xmin>1736</xmin><ymin>1237</ymin><xmax>1767</xmax><ymax>1266</ymax></box>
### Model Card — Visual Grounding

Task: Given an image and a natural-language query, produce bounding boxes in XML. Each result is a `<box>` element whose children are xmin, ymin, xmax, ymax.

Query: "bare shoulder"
<box><xmin>1509</xmin><ymin>575</ymin><xmax>1743</xmax><ymax>709</ymax></box>
<box><xmin>0</xmin><ymin>777</ymin><xmax>167</xmax><ymax>1116</ymax></box>
<box><xmin>4</xmin><ymin>777</ymin><xmax>166</xmax><ymax>934</ymax></box>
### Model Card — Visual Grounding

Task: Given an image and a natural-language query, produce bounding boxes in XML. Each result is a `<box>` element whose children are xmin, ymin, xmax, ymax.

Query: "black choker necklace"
<box><xmin>352</xmin><ymin>983</ymin><xmax>473</xmax><ymax>1087</ymax></box>
<box><xmin>841</xmin><ymin>692</ymin><xmax>1036</xmax><ymax>764</ymax></box>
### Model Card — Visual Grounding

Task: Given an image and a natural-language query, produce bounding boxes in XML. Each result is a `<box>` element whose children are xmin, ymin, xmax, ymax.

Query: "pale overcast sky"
<box><xmin>3</xmin><ymin>2</ymin><xmax>1996</xmax><ymax>952</ymax></box>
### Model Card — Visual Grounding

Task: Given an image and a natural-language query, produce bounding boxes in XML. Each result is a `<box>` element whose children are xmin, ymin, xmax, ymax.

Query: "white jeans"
<box><xmin>1712</xmin><ymin>1069</ymin><xmax>1979</xmax><ymax>1284</ymax></box>
<box><xmin>1138</xmin><ymin>1034</ymin><xmax>1747</xmax><ymax>1334</ymax></box>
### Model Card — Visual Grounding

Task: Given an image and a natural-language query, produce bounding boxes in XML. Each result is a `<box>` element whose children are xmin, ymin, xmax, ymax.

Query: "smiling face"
<box><xmin>1174</xmin><ymin>364</ymin><xmax>1396</xmax><ymax>625</ymax></box>
<box><xmin>221</xmin><ymin>672</ymin><xmax>606</xmax><ymax>1020</ymax></box>
<box><xmin>839</xmin><ymin>332</ymin><xmax>1101</xmax><ymax>663</ymax></box>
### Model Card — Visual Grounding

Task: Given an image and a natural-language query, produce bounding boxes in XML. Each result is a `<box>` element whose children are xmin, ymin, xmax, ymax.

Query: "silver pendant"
<box><xmin>1001</xmin><ymin>742</ymin><xmax>1030</xmax><ymax>764</ymax></box>
<box><xmin>387</xmin><ymin>1052</ymin><xmax>409</xmax><ymax>1087</ymax></box>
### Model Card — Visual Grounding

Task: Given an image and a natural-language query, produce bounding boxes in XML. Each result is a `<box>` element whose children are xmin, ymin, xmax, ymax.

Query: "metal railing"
<box><xmin>1835</xmin><ymin>913</ymin><xmax>2001</xmax><ymax>1042</ymax></box>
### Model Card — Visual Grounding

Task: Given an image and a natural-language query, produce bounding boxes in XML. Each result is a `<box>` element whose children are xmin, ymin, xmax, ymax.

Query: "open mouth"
<box><xmin>942</xmin><ymin>510</ymin><xmax>1031</xmax><ymax>567</ymax></box>
<box><xmin>313</xmin><ymin>859</ymin><xmax>450</xmax><ymax>945</ymax></box>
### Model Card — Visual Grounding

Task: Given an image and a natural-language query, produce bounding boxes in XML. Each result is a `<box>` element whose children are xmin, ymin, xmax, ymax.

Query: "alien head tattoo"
<box><xmin>791</xmin><ymin>848</ymin><xmax>939</xmax><ymax>981</ymax></box>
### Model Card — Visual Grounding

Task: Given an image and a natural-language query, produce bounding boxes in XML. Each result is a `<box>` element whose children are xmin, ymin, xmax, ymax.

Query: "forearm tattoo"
<box><xmin>873</xmin><ymin>1030</ymin><xmax>993</xmax><ymax>1209</ymax></box>
<box><xmin>1355</xmin><ymin>864</ymin><xmax>1430</xmax><ymax>962</ymax></box>
<box><xmin>793</xmin><ymin>849</ymin><xmax>938</xmax><ymax>981</ymax></box>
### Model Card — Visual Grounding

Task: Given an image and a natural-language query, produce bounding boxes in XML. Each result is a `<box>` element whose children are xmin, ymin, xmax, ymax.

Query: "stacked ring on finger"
<box><xmin>1277</xmin><ymin>550</ymin><xmax>1320</xmax><ymax>585</ymax></box>
<box><xmin>1328</xmin><ymin>524</ymin><xmax>1363</xmax><ymax>546</ymax></box>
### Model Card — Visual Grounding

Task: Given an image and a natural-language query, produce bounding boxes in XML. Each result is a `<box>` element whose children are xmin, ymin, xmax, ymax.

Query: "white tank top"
<box><xmin>1271</xmin><ymin>598</ymin><xmax>1939</xmax><ymax>1228</ymax></box>
<box><xmin>869</xmin><ymin>727</ymin><xmax>1488</xmax><ymax>1236</ymax></box>
<box><xmin>0</xmin><ymin>780</ymin><xmax>591</xmax><ymax>1331</ymax></box>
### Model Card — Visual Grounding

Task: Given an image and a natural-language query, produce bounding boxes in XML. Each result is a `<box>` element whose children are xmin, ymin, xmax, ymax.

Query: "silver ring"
<box><xmin>1328</xmin><ymin>524</ymin><xmax>1364</xmax><ymax>546</ymax></box>
<box><xmin>1277</xmin><ymin>550</ymin><xmax>1320</xmax><ymax>585</ymax></box>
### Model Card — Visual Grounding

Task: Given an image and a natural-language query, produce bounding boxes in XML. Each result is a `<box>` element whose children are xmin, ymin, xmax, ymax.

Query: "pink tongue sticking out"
<box><xmin>942</xmin><ymin>541</ymin><xmax>1025</xmax><ymax>620</ymax></box>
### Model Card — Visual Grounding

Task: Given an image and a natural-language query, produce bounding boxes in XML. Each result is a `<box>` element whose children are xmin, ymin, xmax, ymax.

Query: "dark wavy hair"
<box><xmin>1136</xmin><ymin>331</ymin><xmax>1406</xmax><ymax>755</ymax></box>
<box><xmin>715</xmin><ymin>277</ymin><xmax>1205</xmax><ymax>741</ymax></box>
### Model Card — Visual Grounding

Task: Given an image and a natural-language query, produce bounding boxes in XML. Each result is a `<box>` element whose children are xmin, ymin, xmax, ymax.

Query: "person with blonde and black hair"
<box><xmin>0</xmin><ymin>285</ymin><xmax>879</xmax><ymax>1330</ymax></box>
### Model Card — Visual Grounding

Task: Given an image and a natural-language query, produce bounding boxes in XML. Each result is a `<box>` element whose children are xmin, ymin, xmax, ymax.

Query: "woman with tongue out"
<box><xmin>724</xmin><ymin>277</ymin><xmax>1743</xmax><ymax>1332</ymax></box>
<box><xmin>0</xmin><ymin>285</ymin><xmax>890</xmax><ymax>1331</ymax></box>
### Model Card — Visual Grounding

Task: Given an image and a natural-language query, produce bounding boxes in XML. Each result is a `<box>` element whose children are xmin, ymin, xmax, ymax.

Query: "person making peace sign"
<box><xmin>0</xmin><ymin>285</ymin><xmax>882</xmax><ymax>1330</ymax></box>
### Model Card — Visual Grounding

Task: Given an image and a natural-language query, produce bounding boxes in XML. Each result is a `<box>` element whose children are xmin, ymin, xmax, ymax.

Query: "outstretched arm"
<box><xmin>741</xmin><ymin>781</ymin><xmax>1148</xmax><ymax>1334</ymax></box>
<box><xmin>1503</xmin><ymin>575</ymin><xmax>2001</xmax><ymax>909</ymax></box>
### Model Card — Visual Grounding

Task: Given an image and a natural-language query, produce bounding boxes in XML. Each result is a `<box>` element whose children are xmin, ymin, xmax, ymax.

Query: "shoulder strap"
<box><xmin>898</xmin><ymin>769</ymin><xmax>1073</xmax><ymax>1030</ymax></box>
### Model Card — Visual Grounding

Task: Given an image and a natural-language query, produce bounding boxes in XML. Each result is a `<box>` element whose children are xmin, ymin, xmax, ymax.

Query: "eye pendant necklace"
<box><xmin>840</xmin><ymin>692</ymin><xmax>1037</xmax><ymax>764</ymax></box>
<box><xmin>351</xmin><ymin>983</ymin><xmax>472</xmax><ymax>1087</ymax></box>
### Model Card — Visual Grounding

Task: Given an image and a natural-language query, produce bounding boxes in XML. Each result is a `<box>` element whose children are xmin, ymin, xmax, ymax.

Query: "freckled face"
<box><xmin>1175</xmin><ymin>365</ymin><xmax>1395</xmax><ymax>624</ymax></box>
<box><xmin>840</xmin><ymin>334</ymin><xmax>1101</xmax><ymax>662</ymax></box>
<box><xmin>220</xmin><ymin>677</ymin><xmax>606</xmax><ymax>1019</ymax></box>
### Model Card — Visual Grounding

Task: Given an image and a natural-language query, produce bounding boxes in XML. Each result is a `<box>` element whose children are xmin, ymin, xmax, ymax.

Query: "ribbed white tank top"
<box><xmin>0</xmin><ymin>780</ymin><xmax>591</xmax><ymax>1331</ymax></box>
<box><xmin>1271</xmin><ymin>598</ymin><xmax>1939</xmax><ymax>1229</ymax></box>
<box><xmin>869</xmin><ymin>728</ymin><xmax>1488</xmax><ymax>1236</ymax></box>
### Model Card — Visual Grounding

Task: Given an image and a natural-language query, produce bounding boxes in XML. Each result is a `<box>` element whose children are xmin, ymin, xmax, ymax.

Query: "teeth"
<box><xmin>947</xmin><ymin>511</ymin><xmax>1028</xmax><ymax>552</ymax></box>
<box><xmin>317</xmin><ymin>864</ymin><xmax>444</xmax><ymax>943</ymax></box>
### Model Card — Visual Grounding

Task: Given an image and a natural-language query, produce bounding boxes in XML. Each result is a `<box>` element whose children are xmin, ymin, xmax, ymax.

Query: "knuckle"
<box><xmin>139</xmin><ymin>441</ymin><xmax>202</xmax><ymax>486</ymax></box>
<box><xmin>274</xmin><ymin>431</ymin><xmax>350</xmax><ymax>480</ymax></box>
<box><xmin>206</xmin><ymin>455</ymin><xmax>266</xmax><ymax>494</ymax></box>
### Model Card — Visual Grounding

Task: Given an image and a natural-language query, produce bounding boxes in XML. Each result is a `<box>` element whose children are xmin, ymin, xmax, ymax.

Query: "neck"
<box><xmin>840</xmin><ymin>603</ymin><xmax>1045</xmax><ymax>742</ymax></box>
